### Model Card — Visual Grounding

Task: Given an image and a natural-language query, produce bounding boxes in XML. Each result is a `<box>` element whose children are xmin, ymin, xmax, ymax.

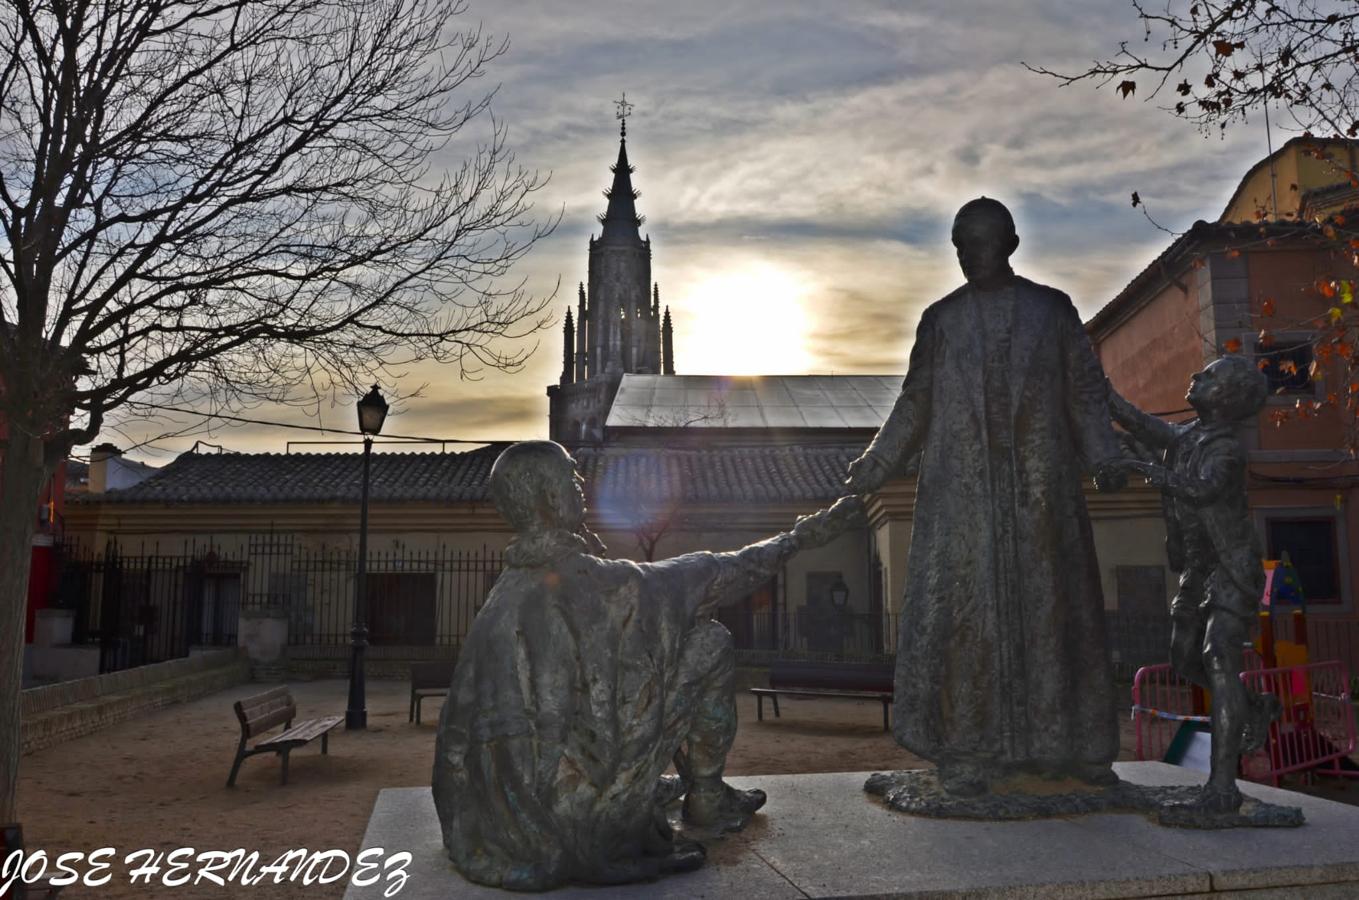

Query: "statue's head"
<box><xmin>1187</xmin><ymin>355</ymin><xmax>1268</xmax><ymax>422</ymax></box>
<box><xmin>952</xmin><ymin>197</ymin><xmax>1019</xmax><ymax>290</ymax></box>
<box><xmin>489</xmin><ymin>440</ymin><xmax>586</xmax><ymax>533</ymax></box>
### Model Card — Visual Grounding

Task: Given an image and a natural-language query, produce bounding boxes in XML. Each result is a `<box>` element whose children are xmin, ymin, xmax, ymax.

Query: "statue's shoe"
<box><xmin>682</xmin><ymin>783</ymin><xmax>767</xmax><ymax>832</ymax></box>
<box><xmin>1165</xmin><ymin>783</ymin><xmax>1243</xmax><ymax>816</ymax></box>
<box><xmin>1156</xmin><ymin>783</ymin><xmax>1247</xmax><ymax>829</ymax></box>
<box><xmin>657</xmin><ymin>840</ymin><xmax>707</xmax><ymax>874</ymax></box>
<box><xmin>1243</xmin><ymin>692</ymin><xmax>1282</xmax><ymax>753</ymax></box>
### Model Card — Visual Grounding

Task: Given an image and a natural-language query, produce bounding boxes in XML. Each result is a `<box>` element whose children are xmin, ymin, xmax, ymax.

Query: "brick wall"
<box><xmin>21</xmin><ymin>649</ymin><xmax>250</xmax><ymax>754</ymax></box>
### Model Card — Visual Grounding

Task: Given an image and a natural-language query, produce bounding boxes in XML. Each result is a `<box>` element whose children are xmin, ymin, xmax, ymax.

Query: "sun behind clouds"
<box><xmin>673</xmin><ymin>262</ymin><xmax>814</xmax><ymax>375</ymax></box>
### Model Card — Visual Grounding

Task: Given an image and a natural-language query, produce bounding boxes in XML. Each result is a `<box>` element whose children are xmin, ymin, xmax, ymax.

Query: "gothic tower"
<box><xmin>548</xmin><ymin>106</ymin><xmax>674</xmax><ymax>445</ymax></box>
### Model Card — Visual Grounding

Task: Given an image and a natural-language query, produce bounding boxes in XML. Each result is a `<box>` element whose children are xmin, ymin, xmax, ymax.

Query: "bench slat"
<box><xmin>229</xmin><ymin>687</ymin><xmax>341</xmax><ymax>787</ymax></box>
<box><xmin>751</xmin><ymin>687</ymin><xmax>891</xmax><ymax>699</ymax></box>
<box><xmin>258</xmin><ymin>715</ymin><xmax>343</xmax><ymax>749</ymax></box>
<box><xmin>237</xmin><ymin>696</ymin><xmax>297</xmax><ymax>737</ymax></box>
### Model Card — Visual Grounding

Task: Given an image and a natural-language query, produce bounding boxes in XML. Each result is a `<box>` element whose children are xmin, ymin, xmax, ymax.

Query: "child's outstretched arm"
<box><xmin>1120</xmin><ymin>453</ymin><xmax>1236</xmax><ymax>505</ymax></box>
<box><xmin>1107</xmin><ymin>380</ymin><xmax>1178</xmax><ymax>450</ymax></box>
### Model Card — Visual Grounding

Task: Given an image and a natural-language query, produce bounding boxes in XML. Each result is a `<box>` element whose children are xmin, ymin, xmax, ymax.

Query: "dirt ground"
<box><xmin>13</xmin><ymin>679</ymin><xmax>1356</xmax><ymax>898</ymax></box>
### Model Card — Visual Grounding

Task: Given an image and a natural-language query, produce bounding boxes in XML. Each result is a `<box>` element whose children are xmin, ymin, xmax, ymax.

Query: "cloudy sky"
<box><xmin>115</xmin><ymin>0</ymin><xmax>1277</xmax><ymax>460</ymax></box>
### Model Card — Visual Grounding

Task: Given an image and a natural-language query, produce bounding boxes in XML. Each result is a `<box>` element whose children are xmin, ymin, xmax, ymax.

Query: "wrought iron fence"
<box><xmin>244</xmin><ymin>543</ymin><xmax>504</xmax><ymax>647</ymax></box>
<box><xmin>54</xmin><ymin>538</ymin><xmax>505</xmax><ymax>671</ymax></box>
<box><xmin>1105</xmin><ymin>611</ymin><xmax>1175</xmax><ymax>680</ymax></box>
<box><xmin>54</xmin><ymin>542</ymin><xmax>241</xmax><ymax>673</ymax></box>
<box><xmin>718</xmin><ymin>610</ymin><xmax>899</xmax><ymax>659</ymax></box>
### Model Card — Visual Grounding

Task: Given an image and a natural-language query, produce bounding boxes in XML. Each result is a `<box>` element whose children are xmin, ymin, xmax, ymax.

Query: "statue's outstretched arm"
<box><xmin>696</xmin><ymin>497</ymin><xmax>864</xmax><ymax>617</ymax></box>
<box><xmin>847</xmin><ymin>310</ymin><xmax>935</xmax><ymax>493</ymax></box>
<box><xmin>1107</xmin><ymin>380</ymin><xmax>1177</xmax><ymax>450</ymax></box>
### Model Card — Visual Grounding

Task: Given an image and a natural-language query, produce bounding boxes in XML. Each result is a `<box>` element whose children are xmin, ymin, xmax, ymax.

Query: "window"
<box><xmin>1255</xmin><ymin>338</ymin><xmax>1315</xmax><ymax>396</ymax></box>
<box><xmin>1266</xmin><ymin>517</ymin><xmax>1340</xmax><ymax>604</ymax></box>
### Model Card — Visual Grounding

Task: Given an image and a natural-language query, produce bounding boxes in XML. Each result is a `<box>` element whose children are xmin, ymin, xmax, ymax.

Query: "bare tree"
<box><xmin>1028</xmin><ymin>2</ymin><xmax>1359</xmax><ymax>451</ymax></box>
<box><xmin>0</xmin><ymin>0</ymin><xmax>557</xmax><ymax>820</ymax></box>
<box><xmin>1026</xmin><ymin>1</ymin><xmax>1359</xmax><ymax>137</ymax></box>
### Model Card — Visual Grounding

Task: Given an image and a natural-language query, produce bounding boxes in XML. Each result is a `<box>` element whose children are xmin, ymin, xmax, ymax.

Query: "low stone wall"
<box><xmin>21</xmin><ymin>649</ymin><xmax>250</xmax><ymax>754</ymax></box>
<box><xmin>282</xmin><ymin>648</ymin><xmax>765</xmax><ymax>690</ymax></box>
<box><xmin>284</xmin><ymin>644</ymin><xmax>460</xmax><ymax>680</ymax></box>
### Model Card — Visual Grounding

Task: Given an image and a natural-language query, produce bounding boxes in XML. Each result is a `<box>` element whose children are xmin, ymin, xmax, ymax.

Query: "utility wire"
<box><xmin>126</xmin><ymin>402</ymin><xmax>497</xmax><ymax>445</ymax></box>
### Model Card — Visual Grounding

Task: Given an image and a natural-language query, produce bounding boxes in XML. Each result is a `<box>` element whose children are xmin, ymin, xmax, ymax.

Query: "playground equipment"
<box><xmin>1131</xmin><ymin>556</ymin><xmax>1359</xmax><ymax>785</ymax></box>
<box><xmin>1132</xmin><ymin>659</ymin><xmax>1357</xmax><ymax>786</ymax></box>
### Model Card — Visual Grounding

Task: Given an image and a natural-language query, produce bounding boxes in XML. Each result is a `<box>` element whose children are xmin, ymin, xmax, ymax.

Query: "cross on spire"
<box><xmin>615</xmin><ymin>92</ymin><xmax>634</xmax><ymax>138</ymax></box>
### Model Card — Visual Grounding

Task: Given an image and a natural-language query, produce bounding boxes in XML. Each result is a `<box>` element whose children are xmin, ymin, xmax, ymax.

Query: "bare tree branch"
<box><xmin>0</xmin><ymin>0</ymin><xmax>556</xmax><ymax>821</ymax></box>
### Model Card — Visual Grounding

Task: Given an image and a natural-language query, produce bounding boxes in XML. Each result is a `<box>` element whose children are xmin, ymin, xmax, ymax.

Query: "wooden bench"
<box><xmin>409</xmin><ymin>660</ymin><xmax>457</xmax><ymax>724</ymax></box>
<box><xmin>2</xmin><ymin>823</ymin><xmax>63</xmax><ymax>898</ymax></box>
<box><xmin>750</xmin><ymin>660</ymin><xmax>895</xmax><ymax>731</ymax></box>
<box><xmin>226</xmin><ymin>686</ymin><xmax>342</xmax><ymax>787</ymax></box>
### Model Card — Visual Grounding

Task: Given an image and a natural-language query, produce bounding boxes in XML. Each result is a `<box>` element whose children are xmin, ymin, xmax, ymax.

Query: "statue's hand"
<box><xmin>1104</xmin><ymin>458</ymin><xmax>1176</xmax><ymax>489</ymax></box>
<box><xmin>1093</xmin><ymin>457</ymin><xmax>1130</xmax><ymax>493</ymax></box>
<box><xmin>845</xmin><ymin>451</ymin><xmax>889</xmax><ymax>494</ymax></box>
<box><xmin>793</xmin><ymin>496</ymin><xmax>866</xmax><ymax>550</ymax></box>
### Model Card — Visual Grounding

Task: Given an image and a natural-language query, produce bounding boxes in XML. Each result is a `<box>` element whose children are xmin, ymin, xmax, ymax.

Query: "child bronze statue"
<box><xmin>1108</xmin><ymin>355</ymin><xmax>1280</xmax><ymax>814</ymax></box>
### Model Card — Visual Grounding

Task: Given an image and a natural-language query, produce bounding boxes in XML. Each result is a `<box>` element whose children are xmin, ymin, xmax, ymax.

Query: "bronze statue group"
<box><xmin>431</xmin><ymin>198</ymin><xmax>1292</xmax><ymax>891</ymax></box>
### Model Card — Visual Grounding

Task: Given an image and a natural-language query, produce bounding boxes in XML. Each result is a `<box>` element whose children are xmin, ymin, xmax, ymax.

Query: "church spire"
<box><xmin>598</xmin><ymin>95</ymin><xmax>644</xmax><ymax>245</ymax></box>
<box><xmin>561</xmin><ymin>308</ymin><xmax>575</xmax><ymax>385</ymax></box>
<box><xmin>575</xmin><ymin>282</ymin><xmax>588</xmax><ymax>382</ymax></box>
<box><xmin>661</xmin><ymin>305</ymin><xmax>675</xmax><ymax>375</ymax></box>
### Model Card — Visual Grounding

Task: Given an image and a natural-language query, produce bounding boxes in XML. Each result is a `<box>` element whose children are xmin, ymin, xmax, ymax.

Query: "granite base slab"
<box><xmin>343</xmin><ymin>762</ymin><xmax>1359</xmax><ymax>898</ymax></box>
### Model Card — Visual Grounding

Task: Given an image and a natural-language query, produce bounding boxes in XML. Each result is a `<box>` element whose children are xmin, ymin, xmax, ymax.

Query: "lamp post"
<box><xmin>829</xmin><ymin>575</ymin><xmax>850</xmax><ymax>653</ymax></box>
<box><xmin>346</xmin><ymin>385</ymin><xmax>388</xmax><ymax>731</ymax></box>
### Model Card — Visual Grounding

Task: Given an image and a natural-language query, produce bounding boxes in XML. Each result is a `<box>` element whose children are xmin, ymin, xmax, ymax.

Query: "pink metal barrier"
<box><xmin>1131</xmin><ymin>662</ymin><xmax>1206</xmax><ymax>763</ymax></box>
<box><xmin>1240</xmin><ymin>660</ymin><xmax>1358</xmax><ymax>785</ymax></box>
<box><xmin>1132</xmin><ymin>658</ymin><xmax>1358</xmax><ymax>786</ymax></box>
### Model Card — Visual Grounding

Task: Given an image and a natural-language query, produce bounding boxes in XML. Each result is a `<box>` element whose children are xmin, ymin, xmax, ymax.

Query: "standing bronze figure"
<box><xmin>1109</xmin><ymin>356</ymin><xmax>1284</xmax><ymax>818</ymax></box>
<box><xmin>849</xmin><ymin>197</ymin><xmax>1129</xmax><ymax>797</ymax></box>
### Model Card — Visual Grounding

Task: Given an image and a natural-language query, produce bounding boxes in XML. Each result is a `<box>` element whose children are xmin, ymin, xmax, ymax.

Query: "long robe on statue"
<box><xmin>865</xmin><ymin>275</ymin><xmax>1123</xmax><ymax>773</ymax></box>
<box><xmin>432</xmin><ymin>530</ymin><xmax>786</xmax><ymax>890</ymax></box>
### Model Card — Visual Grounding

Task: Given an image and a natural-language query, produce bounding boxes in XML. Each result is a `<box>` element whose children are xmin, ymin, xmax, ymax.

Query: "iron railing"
<box><xmin>54</xmin><ymin>542</ymin><xmax>240</xmax><ymax>673</ymax></box>
<box><xmin>719</xmin><ymin>610</ymin><xmax>899</xmax><ymax>659</ymax></box>
<box><xmin>53</xmin><ymin>538</ymin><xmax>504</xmax><ymax>669</ymax></box>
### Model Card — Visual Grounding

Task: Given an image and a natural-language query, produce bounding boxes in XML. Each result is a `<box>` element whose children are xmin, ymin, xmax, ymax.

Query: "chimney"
<box><xmin>89</xmin><ymin>442</ymin><xmax>122</xmax><ymax>493</ymax></box>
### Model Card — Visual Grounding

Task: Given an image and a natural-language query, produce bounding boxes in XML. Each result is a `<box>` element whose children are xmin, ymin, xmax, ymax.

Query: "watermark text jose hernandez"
<box><xmin>4</xmin><ymin>847</ymin><xmax>411</xmax><ymax>896</ymax></box>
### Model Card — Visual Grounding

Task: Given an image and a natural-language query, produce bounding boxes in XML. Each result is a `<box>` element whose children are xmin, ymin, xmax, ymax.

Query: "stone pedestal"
<box><xmin>237</xmin><ymin>606</ymin><xmax>289</xmax><ymax>681</ymax></box>
<box><xmin>33</xmin><ymin>608</ymin><xmax>75</xmax><ymax>647</ymax></box>
<box><xmin>345</xmin><ymin>763</ymin><xmax>1359</xmax><ymax>898</ymax></box>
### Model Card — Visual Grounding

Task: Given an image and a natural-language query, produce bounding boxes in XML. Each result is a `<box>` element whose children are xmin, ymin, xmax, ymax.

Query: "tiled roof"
<box><xmin>92</xmin><ymin>444</ymin><xmax>508</xmax><ymax>504</ymax></box>
<box><xmin>606</xmin><ymin>374</ymin><xmax>901</xmax><ymax>430</ymax></box>
<box><xmin>89</xmin><ymin>442</ymin><xmax>863</xmax><ymax>506</ymax></box>
<box><xmin>583</xmin><ymin>444</ymin><xmax>860</xmax><ymax>504</ymax></box>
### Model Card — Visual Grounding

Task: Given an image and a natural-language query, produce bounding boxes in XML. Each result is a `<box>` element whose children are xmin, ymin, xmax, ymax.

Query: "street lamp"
<box><xmin>829</xmin><ymin>575</ymin><xmax>849</xmax><ymax>610</ymax></box>
<box><xmin>346</xmin><ymin>385</ymin><xmax>388</xmax><ymax>730</ymax></box>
